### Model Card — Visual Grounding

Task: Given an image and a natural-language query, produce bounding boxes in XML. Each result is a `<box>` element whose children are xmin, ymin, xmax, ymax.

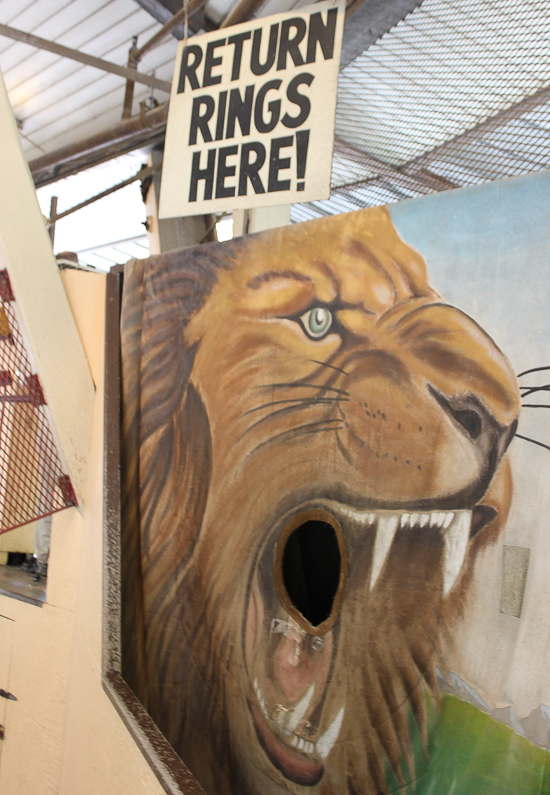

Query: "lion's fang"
<box><xmin>370</xmin><ymin>514</ymin><xmax>399</xmax><ymax>590</ymax></box>
<box><xmin>316</xmin><ymin>707</ymin><xmax>345</xmax><ymax>760</ymax></box>
<box><xmin>443</xmin><ymin>510</ymin><xmax>471</xmax><ymax>595</ymax></box>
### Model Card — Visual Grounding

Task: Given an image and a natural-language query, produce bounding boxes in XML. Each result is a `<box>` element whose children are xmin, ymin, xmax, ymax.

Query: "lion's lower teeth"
<box><xmin>289</xmin><ymin>707</ymin><xmax>344</xmax><ymax>760</ymax></box>
<box><xmin>254</xmin><ymin>680</ymin><xmax>344</xmax><ymax>761</ymax></box>
<box><xmin>285</xmin><ymin>685</ymin><xmax>314</xmax><ymax>734</ymax></box>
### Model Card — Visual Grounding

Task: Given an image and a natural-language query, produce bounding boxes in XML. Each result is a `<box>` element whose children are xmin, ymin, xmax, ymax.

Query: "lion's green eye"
<box><xmin>301</xmin><ymin>307</ymin><xmax>333</xmax><ymax>339</ymax></box>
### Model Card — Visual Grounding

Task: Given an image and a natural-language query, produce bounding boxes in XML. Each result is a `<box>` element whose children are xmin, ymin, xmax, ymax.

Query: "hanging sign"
<box><xmin>159</xmin><ymin>0</ymin><xmax>344</xmax><ymax>218</ymax></box>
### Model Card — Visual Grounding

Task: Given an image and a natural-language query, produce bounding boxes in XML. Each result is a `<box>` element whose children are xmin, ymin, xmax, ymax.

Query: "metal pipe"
<box><xmin>48</xmin><ymin>164</ymin><xmax>161</xmax><ymax>224</ymax></box>
<box><xmin>29</xmin><ymin>103</ymin><xmax>169</xmax><ymax>177</ymax></box>
<box><xmin>332</xmin><ymin>137</ymin><xmax>452</xmax><ymax>193</ymax></box>
<box><xmin>122</xmin><ymin>37</ymin><xmax>139</xmax><ymax>120</ymax></box>
<box><xmin>0</xmin><ymin>23</ymin><xmax>171</xmax><ymax>92</ymax></box>
<box><xmin>31</xmin><ymin>127</ymin><xmax>166</xmax><ymax>188</ymax></box>
<box><xmin>403</xmin><ymin>82</ymin><xmax>550</xmax><ymax>178</ymax></box>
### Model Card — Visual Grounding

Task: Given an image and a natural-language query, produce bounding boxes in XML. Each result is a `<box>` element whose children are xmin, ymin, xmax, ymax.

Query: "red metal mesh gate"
<box><xmin>0</xmin><ymin>269</ymin><xmax>76</xmax><ymax>534</ymax></box>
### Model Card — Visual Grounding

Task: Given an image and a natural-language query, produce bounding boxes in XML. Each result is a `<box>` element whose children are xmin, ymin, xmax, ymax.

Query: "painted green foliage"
<box><xmin>389</xmin><ymin>696</ymin><xmax>550</xmax><ymax>795</ymax></box>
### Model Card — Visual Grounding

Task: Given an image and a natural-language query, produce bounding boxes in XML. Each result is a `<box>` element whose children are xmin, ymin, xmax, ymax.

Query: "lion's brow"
<box><xmin>247</xmin><ymin>270</ymin><xmax>312</xmax><ymax>289</ymax></box>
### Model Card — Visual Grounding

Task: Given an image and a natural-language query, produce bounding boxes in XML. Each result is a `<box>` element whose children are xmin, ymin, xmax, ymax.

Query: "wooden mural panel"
<box><xmin>119</xmin><ymin>187</ymin><xmax>550</xmax><ymax>794</ymax></box>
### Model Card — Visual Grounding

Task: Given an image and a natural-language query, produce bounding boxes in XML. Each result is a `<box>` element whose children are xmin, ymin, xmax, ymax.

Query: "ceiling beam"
<box><xmin>0</xmin><ymin>23</ymin><xmax>171</xmax><ymax>93</ymax></box>
<box><xmin>403</xmin><ymin>82</ymin><xmax>550</xmax><ymax>178</ymax></box>
<box><xmin>29</xmin><ymin>103</ymin><xmax>169</xmax><ymax>188</ymax></box>
<box><xmin>333</xmin><ymin>136</ymin><xmax>449</xmax><ymax>194</ymax></box>
<box><xmin>341</xmin><ymin>0</ymin><xmax>425</xmax><ymax>69</ymax></box>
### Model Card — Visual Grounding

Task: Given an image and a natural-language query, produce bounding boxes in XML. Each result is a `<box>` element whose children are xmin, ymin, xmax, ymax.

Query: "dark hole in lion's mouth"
<box><xmin>281</xmin><ymin>520</ymin><xmax>341</xmax><ymax>628</ymax></box>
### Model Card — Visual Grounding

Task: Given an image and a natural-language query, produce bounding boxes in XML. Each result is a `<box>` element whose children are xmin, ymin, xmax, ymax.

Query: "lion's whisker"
<box><xmin>241</xmin><ymin>399</ymin><xmax>343</xmax><ymax>438</ymax></box>
<box><xmin>247</xmin><ymin>419</ymin><xmax>344</xmax><ymax>458</ymax></box>
<box><xmin>517</xmin><ymin>365</ymin><xmax>550</xmax><ymax>378</ymax></box>
<box><xmin>295</xmin><ymin>424</ymin><xmax>344</xmax><ymax>437</ymax></box>
<box><xmin>336</xmin><ymin>430</ymin><xmax>353</xmax><ymax>464</ymax></box>
<box><xmin>515</xmin><ymin>433</ymin><xmax>550</xmax><ymax>452</ymax></box>
<box><xmin>258</xmin><ymin>382</ymin><xmax>350</xmax><ymax>396</ymax></box>
<box><xmin>520</xmin><ymin>385</ymin><xmax>550</xmax><ymax>399</ymax></box>
<box><xmin>310</xmin><ymin>359</ymin><xmax>350</xmax><ymax>376</ymax></box>
<box><xmin>522</xmin><ymin>404</ymin><xmax>550</xmax><ymax>409</ymax></box>
<box><xmin>243</xmin><ymin>396</ymin><xmax>349</xmax><ymax>417</ymax></box>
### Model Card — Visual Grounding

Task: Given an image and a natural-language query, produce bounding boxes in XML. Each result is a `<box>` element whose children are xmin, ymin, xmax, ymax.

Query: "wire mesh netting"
<box><xmin>293</xmin><ymin>0</ymin><xmax>550</xmax><ymax>222</ymax></box>
<box><xmin>0</xmin><ymin>269</ymin><xmax>76</xmax><ymax>534</ymax></box>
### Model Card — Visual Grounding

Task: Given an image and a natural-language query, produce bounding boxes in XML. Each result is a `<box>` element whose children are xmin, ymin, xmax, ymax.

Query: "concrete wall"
<box><xmin>0</xmin><ymin>522</ymin><xmax>34</xmax><ymax>556</ymax></box>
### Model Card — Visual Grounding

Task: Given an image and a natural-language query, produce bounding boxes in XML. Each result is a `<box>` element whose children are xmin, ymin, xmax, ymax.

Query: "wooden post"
<box><xmin>232</xmin><ymin>205</ymin><xmax>291</xmax><ymax>236</ymax></box>
<box><xmin>143</xmin><ymin>151</ymin><xmax>216</xmax><ymax>252</ymax></box>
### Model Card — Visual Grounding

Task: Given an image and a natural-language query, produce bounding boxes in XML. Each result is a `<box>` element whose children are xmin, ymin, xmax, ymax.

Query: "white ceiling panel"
<box><xmin>0</xmin><ymin>1</ymin><xmax>38</xmax><ymax>24</ymax></box>
<box><xmin>8</xmin><ymin>0</ymin><xmax>76</xmax><ymax>32</ymax></box>
<box><xmin>10</xmin><ymin>33</ymin><xmax>175</xmax><ymax>131</ymax></box>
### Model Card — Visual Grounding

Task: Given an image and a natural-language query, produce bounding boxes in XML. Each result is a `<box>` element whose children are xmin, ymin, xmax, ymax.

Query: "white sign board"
<box><xmin>159</xmin><ymin>0</ymin><xmax>344</xmax><ymax>218</ymax></box>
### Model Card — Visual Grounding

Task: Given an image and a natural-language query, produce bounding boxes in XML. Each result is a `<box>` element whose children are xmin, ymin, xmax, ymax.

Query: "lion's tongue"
<box><xmin>250</xmin><ymin>700</ymin><xmax>324</xmax><ymax>786</ymax></box>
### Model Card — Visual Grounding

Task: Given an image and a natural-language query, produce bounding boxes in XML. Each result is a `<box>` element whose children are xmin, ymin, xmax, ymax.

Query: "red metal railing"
<box><xmin>0</xmin><ymin>269</ymin><xmax>76</xmax><ymax>533</ymax></box>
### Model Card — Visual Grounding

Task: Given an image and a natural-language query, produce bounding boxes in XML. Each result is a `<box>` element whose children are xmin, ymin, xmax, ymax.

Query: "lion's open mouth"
<box><xmin>249</xmin><ymin>691</ymin><xmax>342</xmax><ymax>786</ymax></box>
<box><xmin>245</xmin><ymin>499</ymin><xmax>497</xmax><ymax>785</ymax></box>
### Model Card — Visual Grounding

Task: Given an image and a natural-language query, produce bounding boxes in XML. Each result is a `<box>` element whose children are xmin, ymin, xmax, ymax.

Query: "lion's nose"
<box><xmin>429</xmin><ymin>386</ymin><xmax>518</xmax><ymax>469</ymax></box>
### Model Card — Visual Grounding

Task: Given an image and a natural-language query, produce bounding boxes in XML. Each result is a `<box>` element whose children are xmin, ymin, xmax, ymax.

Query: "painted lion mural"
<box><xmin>120</xmin><ymin>207</ymin><xmax>549</xmax><ymax>794</ymax></box>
